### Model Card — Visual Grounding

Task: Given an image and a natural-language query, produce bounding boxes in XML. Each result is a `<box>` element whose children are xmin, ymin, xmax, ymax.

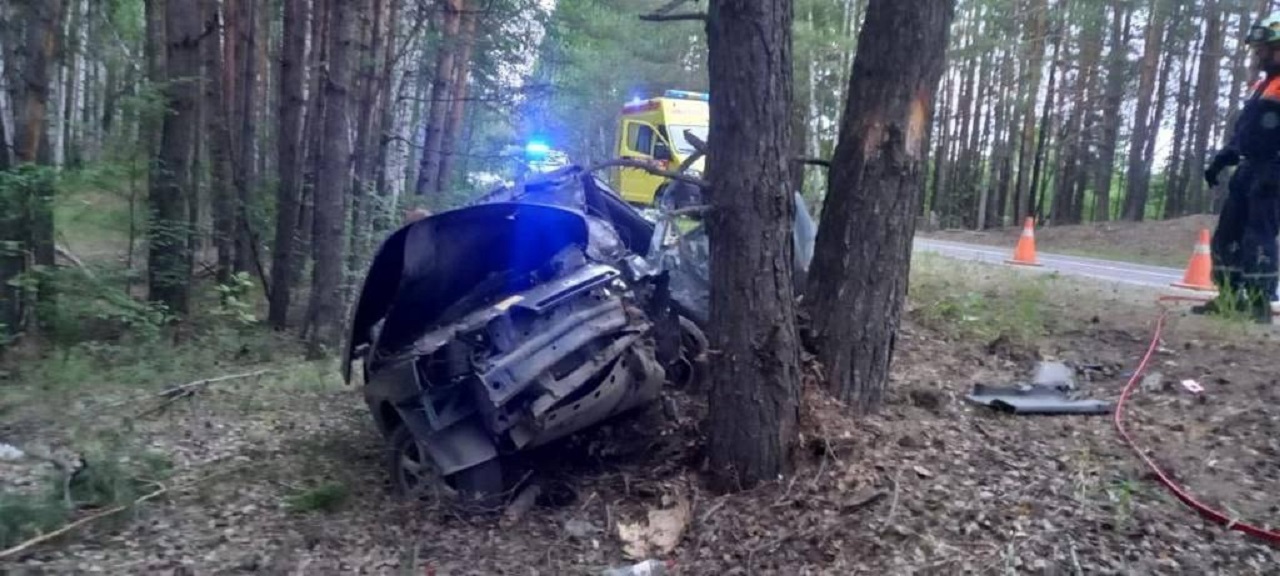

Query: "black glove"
<box><xmin>1205</xmin><ymin>148</ymin><xmax>1240</xmax><ymax>187</ymax></box>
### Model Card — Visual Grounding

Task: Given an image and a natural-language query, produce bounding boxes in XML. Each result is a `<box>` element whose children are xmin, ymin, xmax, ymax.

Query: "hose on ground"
<box><xmin>1113</xmin><ymin>295</ymin><xmax>1280</xmax><ymax>545</ymax></box>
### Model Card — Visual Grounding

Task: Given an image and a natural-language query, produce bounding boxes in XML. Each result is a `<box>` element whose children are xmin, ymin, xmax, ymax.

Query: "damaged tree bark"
<box><xmin>805</xmin><ymin>0</ymin><xmax>954</xmax><ymax>413</ymax></box>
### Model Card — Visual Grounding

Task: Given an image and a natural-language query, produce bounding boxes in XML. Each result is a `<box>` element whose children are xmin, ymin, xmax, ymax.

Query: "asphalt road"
<box><xmin>912</xmin><ymin>238</ymin><xmax>1189</xmax><ymax>290</ymax></box>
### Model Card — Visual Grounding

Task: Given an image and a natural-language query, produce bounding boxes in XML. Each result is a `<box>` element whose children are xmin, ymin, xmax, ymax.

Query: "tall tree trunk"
<box><xmin>1188</xmin><ymin>2</ymin><xmax>1223</xmax><ymax>215</ymax></box>
<box><xmin>268</xmin><ymin>0</ymin><xmax>309</xmax><ymax>329</ymax></box>
<box><xmin>143</xmin><ymin>0</ymin><xmax>166</xmax><ymax>161</ymax></box>
<box><xmin>349</xmin><ymin>0</ymin><xmax>387</xmax><ymax>274</ymax></box>
<box><xmin>298</xmin><ymin>0</ymin><xmax>332</xmax><ymax>292</ymax></box>
<box><xmin>928</xmin><ymin>70</ymin><xmax>952</xmax><ymax>219</ymax></box>
<box><xmin>437</xmin><ymin>5</ymin><xmax>479</xmax><ymax>193</ymax></box>
<box><xmin>2</xmin><ymin>0</ymin><xmax>66</xmax><ymax>337</ymax></box>
<box><xmin>702</xmin><ymin>0</ymin><xmax>802</xmax><ymax>491</ymax></box>
<box><xmin>1122</xmin><ymin>0</ymin><xmax>1166</xmax><ymax>221</ymax></box>
<box><xmin>807</xmin><ymin>0</ymin><xmax>954</xmax><ymax>412</ymax></box>
<box><xmin>305</xmin><ymin>0</ymin><xmax>356</xmax><ymax>356</ymax></box>
<box><xmin>1031</xmin><ymin>19</ymin><xmax>1063</xmax><ymax>220</ymax></box>
<box><xmin>148</xmin><ymin>0</ymin><xmax>202</xmax><ymax>315</ymax></box>
<box><xmin>233</xmin><ymin>0</ymin><xmax>259</xmax><ymax>275</ymax></box>
<box><xmin>1093</xmin><ymin>3</ymin><xmax>1130</xmax><ymax>222</ymax></box>
<box><xmin>1013</xmin><ymin>0</ymin><xmax>1048</xmax><ymax>222</ymax></box>
<box><xmin>415</xmin><ymin>0</ymin><xmax>462</xmax><ymax>196</ymax></box>
<box><xmin>1164</xmin><ymin>45</ymin><xmax>1195</xmax><ymax>219</ymax></box>
<box><xmin>372</xmin><ymin>0</ymin><xmax>403</xmax><ymax>234</ymax></box>
<box><xmin>202</xmin><ymin>0</ymin><xmax>236</xmax><ymax>284</ymax></box>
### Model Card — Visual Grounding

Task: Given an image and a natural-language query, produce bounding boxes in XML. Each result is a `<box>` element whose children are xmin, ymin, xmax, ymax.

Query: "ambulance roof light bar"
<box><xmin>663</xmin><ymin>90</ymin><xmax>709</xmax><ymax>101</ymax></box>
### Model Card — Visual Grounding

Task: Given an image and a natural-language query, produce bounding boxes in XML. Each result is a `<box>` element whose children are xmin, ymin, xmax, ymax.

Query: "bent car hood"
<box><xmin>343</xmin><ymin>202</ymin><xmax>590</xmax><ymax>383</ymax></box>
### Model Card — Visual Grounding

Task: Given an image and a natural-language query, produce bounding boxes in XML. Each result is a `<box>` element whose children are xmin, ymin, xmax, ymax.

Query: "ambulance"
<box><xmin>611</xmin><ymin>90</ymin><xmax>709</xmax><ymax>206</ymax></box>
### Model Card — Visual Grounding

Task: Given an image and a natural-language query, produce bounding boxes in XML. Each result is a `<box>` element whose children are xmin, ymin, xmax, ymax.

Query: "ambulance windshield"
<box><xmin>667</xmin><ymin>124</ymin><xmax>709</xmax><ymax>154</ymax></box>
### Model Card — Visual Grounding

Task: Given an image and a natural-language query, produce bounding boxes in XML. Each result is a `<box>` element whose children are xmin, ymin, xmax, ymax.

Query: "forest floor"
<box><xmin>920</xmin><ymin>214</ymin><xmax>1217</xmax><ymax>268</ymax></box>
<box><xmin>3</xmin><ymin>252</ymin><xmax>1279</xmax><ymax>575</ymax></box>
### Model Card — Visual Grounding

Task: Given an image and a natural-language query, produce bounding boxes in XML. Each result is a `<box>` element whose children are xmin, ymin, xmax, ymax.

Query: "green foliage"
<box><xmin>284</xmin><ymin>482</ymin><xmax>350</xmax><ymax>514</ymax></box>
<box><xmin>0</xmin><ymin>492</ymin><xmax>69</xmax><ymax>550</ymax></box>
<box><xmin>69</xmin><ymin>439</ymin><xmax>173</xmax><ymax>509</ymax></box>
<box><xmin>0</xmin><ymin>440</ymin><xmax>173</xmax><ymax>550</ymax></box>
<box><xmin>529</xmin><ymin>0</ymin><xmax>706</xmax><ymax>164</ymax></box>
<box><xmin>214</xmin><ymin>272</ymin><xmax>258</xmax><ymax>326</ymax></box>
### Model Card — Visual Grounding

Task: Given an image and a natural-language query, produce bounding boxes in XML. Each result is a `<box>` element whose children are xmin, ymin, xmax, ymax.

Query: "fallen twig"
<box><xmin>0</xmin><ymin>463</ymin><xmax>250</xmax><ymax>561</ymax></box>
<box><xmin>0</xmin><ymin>484</ymin><xmax>171</xmax><ymax>560</ymax></box>
<box><xmin>132</xmin><ymin>369</ymin><xmax>275</xmax><ymax>419</ymax></box>
<box><xmin>157</xmin><ymin>369</ymin><xmax>275</xmax><ymax>400</ymax></box>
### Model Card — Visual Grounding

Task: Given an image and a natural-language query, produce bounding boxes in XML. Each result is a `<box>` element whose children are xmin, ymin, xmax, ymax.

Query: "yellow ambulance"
<box><xmin>611</xmin><ymin>90</ymin><xmax>709</xmax><ymax>206</ymax></box>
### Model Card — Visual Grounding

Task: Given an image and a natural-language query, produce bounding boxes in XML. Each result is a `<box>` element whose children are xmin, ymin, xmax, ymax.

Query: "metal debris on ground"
<box><xmin>966</xmin><ymin>361</ymin><xmax>1112</xmax><ymax>415</ymax></box>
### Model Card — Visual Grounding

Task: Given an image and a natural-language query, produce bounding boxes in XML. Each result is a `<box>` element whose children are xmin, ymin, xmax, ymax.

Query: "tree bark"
<box><xmin>298</xmin><ymin>0</ymin><xmax>332</xmax><ymax>292</ymax></box>
<box><xmin>701</xmin><ymin>0</ymin><xmax>802</xmax><ymax>491</ymax></box>
<box><xmin>415</xmin><ymin>0</ymin><xmax>462</xmax><ymax>196</ymax></box>
<box><xmin>268</xmin><ymin>0</ymin><xmax>309</xmax><ymax>329</ymax></box>
<box><xmin>806</xmin><ymin>0</ymin><xmax>954</xmax><ymax>412</ymax></box>
<box><xmin>232</xmin><ymin>0</ymin><xmax>259</xmax><ymax>275</ymax></box>
<box><xmin>1013</xmin><ymin>0</ymin><xmax>1048</xmax><ymax>222</ymax></box>
<box><xmin>200</xmin><ymin>0</ymin><xmax>236</xmax><ymax>284</ymax></box>
<box><xmin>305</xmin><ymin>0</ymin><xmax>356</xmax><ymax>356</ymax></box>
<box><xmin>1031</xmin><ymin>16</ymin><xmax>1063</xmax><ymax>220</ymax></box>
<box><xmin>1093</xmin><ymin>3</ymin><xmax>1130</xmax><ymax>222</ymax></box>
<box><xmin>148</xmin><ymin>0</ymin><xmax>202</xmax><ymax>315</ymax></box>
<box><xmin>2</xmin><ymin>0</ymin><xmax>65</xmax><ymax>336</ymax></box>
<box><xmin>437</xmin><ymin>4</ymin><xmax>479</xmax><ymax>193</ymax></box>
<box><xmin>143</xmin><ymin>0</ymin><xmax>165</xmax><ymax>161</ymax></box>
<box><xmin>1187</xmin><ymin>2</ymin><xmax>1223</xmax><ymax>215</ymax></box>
<box><xmin>1122</xmin><ymin>0</ymin><xmax>1166</xmax><ymax>221</ymax></box>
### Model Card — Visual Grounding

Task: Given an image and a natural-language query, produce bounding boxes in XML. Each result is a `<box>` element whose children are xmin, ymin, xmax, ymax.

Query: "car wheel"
<box><xmin>386</xmin><ymin>426</ymin><xmax>505</xmax><ymax>511</ymax></box>
<box><xmin>669</xmin><ymin>315</ymin><xmax>709</xmax><ymax>390</ymax></box>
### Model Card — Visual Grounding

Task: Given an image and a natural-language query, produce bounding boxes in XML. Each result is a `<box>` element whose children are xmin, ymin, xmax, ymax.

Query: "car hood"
<box><xmin>342</xmin><ymin>202</ymin><xmax>590</xmax><ymax>383</ymax></box>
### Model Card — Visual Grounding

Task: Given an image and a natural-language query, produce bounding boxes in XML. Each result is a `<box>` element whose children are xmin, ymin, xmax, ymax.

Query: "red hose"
<box><xmin>1113</xmin><ymin>295</ymin><xmax>1280</xmax><ymax>545</ymax></box>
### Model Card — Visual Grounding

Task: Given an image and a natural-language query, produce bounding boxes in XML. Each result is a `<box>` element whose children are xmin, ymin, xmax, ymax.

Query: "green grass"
<box><xmin>0</xmin><ymin>492</ymin><xmax>70</xmax><ymax>549</ymax></box>
<box><xmin>0</xmin><ymin>441</ymin><xmax>174</xmax><ymax>550</ymax></box>
<box><xmin>284</xmin><ymin>482</ymin><xmax>350</xmax><ymax>514</ymax></box>
<box><xmin>909</xmin><ymin>253</ymin><xmax>1050</xmax><ymax>346</ymax></box>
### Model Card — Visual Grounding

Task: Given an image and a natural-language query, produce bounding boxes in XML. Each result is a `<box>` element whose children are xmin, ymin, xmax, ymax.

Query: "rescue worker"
<box><xmin>1200</xmin><ymin>14</ymin><xmax>1280</xmax><ymax>324</ymax></box>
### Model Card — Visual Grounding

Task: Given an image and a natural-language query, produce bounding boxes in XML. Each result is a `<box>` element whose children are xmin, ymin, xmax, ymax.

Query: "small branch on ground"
<box><xmin>583</xmin><ymin>158</ymin><xmax>709</xmax><ymax>188</ymax></box>
<box><xmin>0</xmin><ymin>484</ymin><xmax>171</xmax><ymax>560</ymax></box>
<box><xmin>0</xmin><ymin>465</ymin><xmax>246</xmax><ymax>560</ymax></box>
<box><xmin>156</xmin><ymin>369</ymin><xmax>275</xmax><ymax>400</ymax></box>
<box><xmin>131</xmin><ymin>369</ymin><xmax>275</xmax><ymax>418</ymax></box>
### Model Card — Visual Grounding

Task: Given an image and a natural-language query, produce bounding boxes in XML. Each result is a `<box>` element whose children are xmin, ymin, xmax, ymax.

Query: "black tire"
<box><xmin>669</xmin><ymin>315</ymin><xmax>709</xmax><ymax>391</ymax></box>
<box><xmin>386</xmin><ymin>425</ymin><xmax>505</xmax><ymax>511</ymax></box>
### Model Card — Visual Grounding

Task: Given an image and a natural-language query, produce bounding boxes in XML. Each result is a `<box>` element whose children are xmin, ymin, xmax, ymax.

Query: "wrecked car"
<box><xmin>343</xmin><ymin>189</ymin><xmax>691</xmax><ymax>507</ymax></box>
<box><xmin>343</xmin><ymin>165</ymin><xmax>813</xmax><ymax>507</ymax></box>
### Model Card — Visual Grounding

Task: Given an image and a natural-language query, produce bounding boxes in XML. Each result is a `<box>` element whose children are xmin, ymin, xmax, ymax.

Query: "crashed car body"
<box><xmin>468</xmin><ymin>165</ymin><xmax>818</xmax><ymax>328</ymax></box>
<box><xmin>343</xmin><ymin>200</ymin><xmax>676</xmax><ymax>504</ymax></box>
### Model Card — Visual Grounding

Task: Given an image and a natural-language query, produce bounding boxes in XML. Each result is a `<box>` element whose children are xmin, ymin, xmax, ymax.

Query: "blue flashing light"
<box><xmin>664</xmin><ymin>89</ymin><xmax>709</xmax><ymax>101</ymax></box>
<box><xmin>525</xmin><ymin>140</ymin><xmax>550</xmax><ymax>160</ymax></box>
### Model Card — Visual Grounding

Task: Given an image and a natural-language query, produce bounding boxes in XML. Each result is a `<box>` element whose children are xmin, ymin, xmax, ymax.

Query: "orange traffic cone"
<box><xmin>1006</xmin><ymin>217</ymin><xmax>1042</xmax><ymax>267</ymax></box>
<box><xmin>1172</xmin><ymin>229</ymin><xmax>1215</xmax><ymax>292</ymax></box>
